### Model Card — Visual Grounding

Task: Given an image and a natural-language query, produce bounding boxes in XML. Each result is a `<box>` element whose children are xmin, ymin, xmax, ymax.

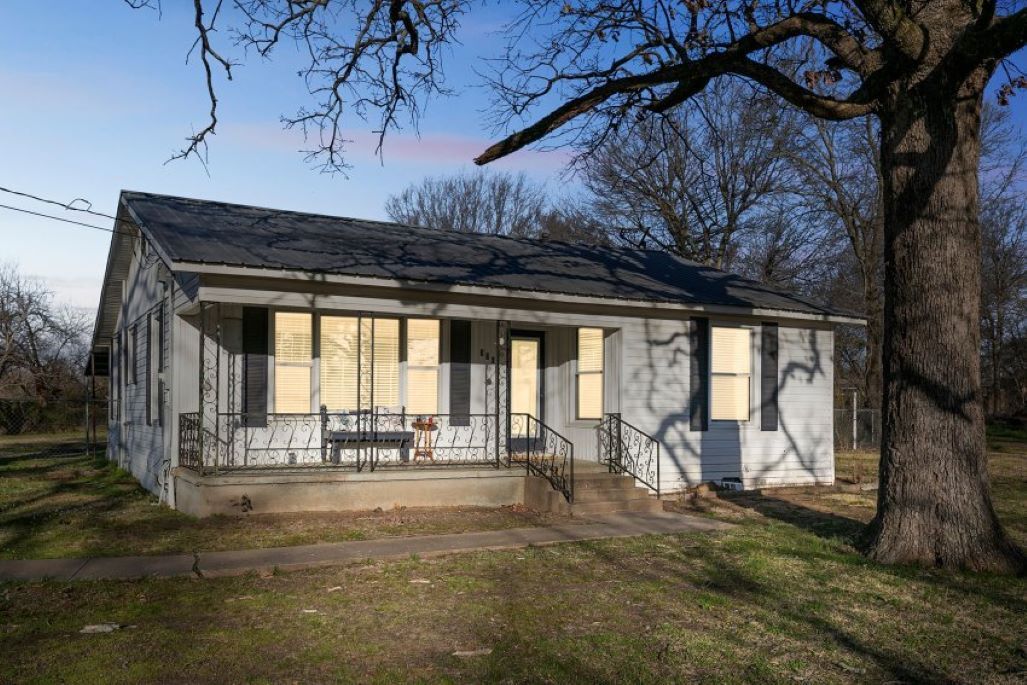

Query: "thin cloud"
<box><xmin>219</xmin><ymin>122</ymin><xmax>572</xmax><ymax>172</ymax></box>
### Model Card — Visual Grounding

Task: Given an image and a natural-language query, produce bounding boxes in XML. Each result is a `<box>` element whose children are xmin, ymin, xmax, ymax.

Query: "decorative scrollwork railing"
<box><xmin>597</xmin><ymin>413</ymin><xmax>660</xmax><ymax>497</ymax></box>
<box><xmin>176</xmin><ymin>410</ymin><xmax>501</xmax><ymax>473</ymax></box>
<box><xmin>178</xmin><ymin>412</ymin><xmax>201</xmax><ymax>470</ymax></box>
<box><xmin>509</xmin><ymin>413</ymin><xmax>574</xmax><ymax>503</ymax></box>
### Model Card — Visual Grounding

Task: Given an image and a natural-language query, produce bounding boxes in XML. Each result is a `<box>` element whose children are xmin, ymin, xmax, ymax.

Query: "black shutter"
<box><xmin>761</xmin><ymin>323</ymin><xmax>779</xmax><ymax>431</ymax></box>
<box><xmin>157</xmin><ymin>302</ymin><xmax>165</xmax><ymax>427</ymax></box>
<box><xmin>449</xmin><ymin>320</ymin><xmax>472</xmax><ymax>426</ymax></box>
<box><xmin>689</xmin><ymin>317</ymin><xmax>709</xmax><ymax>431</ymax></box>
<box><xmin>145</xmin><ymin>314</ymin><xmax>152</xmax><ymax>426</ymax></box>
<box><xmin>242</xmin><ymin>307</ymin><xmax>269</xmax><ymax>427</ymax></box>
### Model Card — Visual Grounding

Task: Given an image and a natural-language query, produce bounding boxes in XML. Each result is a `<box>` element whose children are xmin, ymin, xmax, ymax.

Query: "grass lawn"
<box><xmin>0</xmin><ymin>451</ymin><xmax>568</xmax><ymax>560</ymax></box>
<box><xmin>0</xmin><ymin>440</ymin><xmax>1024</xmax><ymax>683</ymax></box>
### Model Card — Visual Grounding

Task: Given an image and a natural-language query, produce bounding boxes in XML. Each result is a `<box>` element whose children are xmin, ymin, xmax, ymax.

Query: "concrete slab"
<box><xmin>0</xmin><ymin>557</ymin><xmax>90</xmax><ymax>582</ymax></box>
<box><xmin>0</xmin><ymin>511</ymin><xmax>731</xmax><ymax>582</ymax></box>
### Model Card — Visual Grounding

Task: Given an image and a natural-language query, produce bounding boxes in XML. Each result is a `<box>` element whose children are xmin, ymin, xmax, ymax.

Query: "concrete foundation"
<box><xmin>173</xmin><ymin>467</ymin><xmax>526</xmax><ymax>517</ymax></box>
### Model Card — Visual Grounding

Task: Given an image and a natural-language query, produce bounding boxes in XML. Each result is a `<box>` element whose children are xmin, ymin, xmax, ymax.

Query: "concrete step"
<box><xmin>570</xmin><ymin>497</ymin><xmax>664</xmax><ymax>516</ymax></box>
<box><xmin>573</xmin><ymin>484</ymin><xmax>653</xmax><ymax>503</ymax></box>
<box><xmin>572</xmin><ymin>473</ymin><xmax>638</xmax><ymax>490</ymax></box>
<box><xmin>524</xmin><ymin>471</ymin><xmax>663</xmax><ymax>516</ymax></box>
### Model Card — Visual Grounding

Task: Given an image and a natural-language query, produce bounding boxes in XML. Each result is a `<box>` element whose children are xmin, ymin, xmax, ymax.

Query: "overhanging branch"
<box><xmin>476</xmin><ymin>14</ymin><xmax>881</xmax><ymax>165</ymax></box>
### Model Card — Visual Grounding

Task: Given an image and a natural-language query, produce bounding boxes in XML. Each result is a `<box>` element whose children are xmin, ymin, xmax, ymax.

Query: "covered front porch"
<box><xmin>173</xmin><ymin>303</ymin><xmax>621</xmax><ymax>507</ymax></box>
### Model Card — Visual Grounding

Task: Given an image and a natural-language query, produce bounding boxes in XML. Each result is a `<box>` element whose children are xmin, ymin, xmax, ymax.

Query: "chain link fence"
<box><xmin>834</xmin><ymin>407</ymin><xmax>880</xmax><ymax>452</ymax></box>
<box><xmin>0</xmin><ymin>399</ymin><xmax>108</xmax><ymax>460</ymax></box>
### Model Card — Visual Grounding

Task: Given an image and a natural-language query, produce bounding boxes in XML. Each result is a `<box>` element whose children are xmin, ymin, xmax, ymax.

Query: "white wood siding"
<box><xmin>109</xmin><ymin>242</ymin><xmax>173</xmax><ymax>502</ymax></box>
<box><xmin>149</xmin><ymin>276</ymin><xmax>835</xmax><ymax>497</ymax></box>
<box><xmin>619</xmin><ymin>319</ymin><xmax>834</xmax><ymax>491</ymax></box>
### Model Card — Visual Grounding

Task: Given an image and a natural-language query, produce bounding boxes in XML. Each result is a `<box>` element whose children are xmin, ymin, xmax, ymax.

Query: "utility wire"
<box><xmin>0</xmin><ymin>185</ymin><xmax>139</xmax><ymax>238</ymax></box>
<box><xmin>0</xmin><ymin>186</ymin><xmax>172</xmax><ymax>270</ymax></box>
<box><xmin>0</xmin><ymin>203</ymin><xmax>119</xmax><ymax>234</ymax></box>
<box><xmin>0</xmin><ymin>185</ymin><xmax>121</xmax><ymax>224</ymax></box>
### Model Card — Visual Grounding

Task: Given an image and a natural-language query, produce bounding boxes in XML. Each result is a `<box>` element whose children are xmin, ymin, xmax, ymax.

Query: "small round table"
<box><xmin>411</xmin><ymin>419</ymin><xmax>438</xmax><ymax>462</ymax></box>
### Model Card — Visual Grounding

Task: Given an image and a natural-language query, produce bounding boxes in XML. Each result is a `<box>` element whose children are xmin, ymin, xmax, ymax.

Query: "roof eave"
<box><xmin>174</xmin><ymin>260</ymin><xmax>867</xmax><ymax>326</ymax></box>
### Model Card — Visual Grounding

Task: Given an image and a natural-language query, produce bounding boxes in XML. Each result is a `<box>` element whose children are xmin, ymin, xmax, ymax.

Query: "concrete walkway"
<box><xmin>0</xmin><ymin>511</ymin><xmax>729</xmax><ymax>582</ymax></box>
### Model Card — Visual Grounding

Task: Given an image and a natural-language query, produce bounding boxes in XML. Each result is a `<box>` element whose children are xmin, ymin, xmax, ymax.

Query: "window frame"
<box><xmin>314</xmin><ymin>312</ymin><xmax>403</xmax><ymax>413</ymax></box>
<box><xmin>129</xmin><ymin>324</ymin><xmax>138</xmax><ymax>386</ymax></box>
<box><xmin>709</xmin><ymin>323</ymin><xmax>753</xmax><ymax>423</ymax></box>
<box><xmin>574</xmin><ymin>327</ymin><xmax>605</xmax><ymax>421</ymax></box>
<box><xmin>272</xmin><ymin>310</ymin><xmax>314</xmax><ymax>414</ymax></box>
<box><xmin>147</xmin><ymin>313</ymin><xmax>159</xmax><ymax>426</ymax></box>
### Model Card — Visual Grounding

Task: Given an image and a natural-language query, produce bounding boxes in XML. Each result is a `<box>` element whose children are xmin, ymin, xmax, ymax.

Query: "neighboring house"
<box><xmin>87</xmin><ymin>191</ymin><xmax>861</xmax><ymax>516</ymax></box>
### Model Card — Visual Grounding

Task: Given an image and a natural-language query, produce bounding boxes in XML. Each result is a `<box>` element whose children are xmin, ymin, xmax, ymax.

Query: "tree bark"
<box><xmin>867</xmin><ymin>71</ymin><xmax>1025</xmax><ymax>572</ymax></box>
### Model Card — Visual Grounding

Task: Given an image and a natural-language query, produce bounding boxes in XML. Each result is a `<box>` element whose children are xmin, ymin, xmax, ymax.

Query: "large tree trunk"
<box><xmin>867</xmin><ymin>72</ymin><xmax>1024</xmax><ymax>572</ymax></box>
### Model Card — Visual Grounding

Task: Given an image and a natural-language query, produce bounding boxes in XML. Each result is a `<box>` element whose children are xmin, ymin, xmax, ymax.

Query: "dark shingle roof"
<box><xmin>121</xmin><ymin>191</ymin><xmax>854</xmax><ymax>318</ymax></box>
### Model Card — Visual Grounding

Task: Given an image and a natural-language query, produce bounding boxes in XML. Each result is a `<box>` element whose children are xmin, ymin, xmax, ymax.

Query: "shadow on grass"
<box><xmin>0</xmin><ymin>453</ymin><xmax>154</xmax><ymax>558</ymax></box>
<box><xmin>570</xmin><ymin>533</ymin><xmax>978</xmax><ymax>683</ymax></box>
<box><xmin>714</xmin><ymin>491</ymin><xmax>868</xmax><ymax>542</ymax></box>
<box><xmin>707</xmin><ymin>489</ymin><xmax>1027</xmax><ymax>611</ymax></box>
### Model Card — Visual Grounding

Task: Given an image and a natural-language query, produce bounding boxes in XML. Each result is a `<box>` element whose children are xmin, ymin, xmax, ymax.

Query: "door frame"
<box><xmin>508</xmin><ymin>330</ymin><xmax>546</xmax><ymax>424</ymax></box>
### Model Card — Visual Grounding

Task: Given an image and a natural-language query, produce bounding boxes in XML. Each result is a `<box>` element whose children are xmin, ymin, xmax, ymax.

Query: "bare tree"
<box><xmin>129</xmin><ymin>1</ymin><xmax>1027</xmax><ymax>571</ymax></box>
<box><xmin>732</xmin><ymin>203</ymin><xmax>844</xmax><ymax>292</ymax></box>
<box><xmin>0</xmin><ymin>264</ymin><xmax>90</xmax><ymax>401</ymax></box>
<box><xmin>792</xmin><ymin>117</ymin><xmax>885</xmax><ymax>409</ymax></box>
<box><xmin>385</xmin><ymin>169</ymin><xmax>548</xmax><ymax>238</ymax></box>
<box><xmin>577</xmin><ymin>79</ymin><xmax>800</xmax><ymax>268</ymax></box>
<box><xmin>980</xmin><ymin>196</ymin><xmax>1027</xmax><ymax>417</ymax></box>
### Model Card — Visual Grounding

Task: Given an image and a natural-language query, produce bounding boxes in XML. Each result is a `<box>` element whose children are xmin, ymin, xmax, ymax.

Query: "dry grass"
<box><xmin>2</xmin><ymin>516</ymin><xmax>1025</xmax><ymax>683</ymax></box>
<box><xmin>0</xmin><ymin>451</ymin><xmax>568</xmax><ymax>560</ymax></box>
<box><xmin>1</xmin><ymin>438</ymin><xmax>1024</xmax><ymax>683</ymax></box>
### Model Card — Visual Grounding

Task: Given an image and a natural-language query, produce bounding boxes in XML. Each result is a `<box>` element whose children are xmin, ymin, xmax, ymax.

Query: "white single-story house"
<box><xmin>87</xmin><ymin>191</ymin><xmax>861</xmax><ymax>517</ymax></box>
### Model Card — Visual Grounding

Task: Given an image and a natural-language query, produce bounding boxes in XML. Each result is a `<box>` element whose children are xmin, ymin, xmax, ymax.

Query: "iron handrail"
<box><xmin>597</xmin><ymin>413</ymin><xmax>660</xmax><ymax>498</ymax></box>
<box><xmin>509</xmin><ymin>413</ymin><xmax>574</xmax><ymax>503</ymax></box>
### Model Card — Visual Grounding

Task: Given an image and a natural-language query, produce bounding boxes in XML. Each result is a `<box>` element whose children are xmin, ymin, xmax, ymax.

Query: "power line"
<box><xmin>0</xmin><ymin>187</ymin><xmax>171</xmax><ymax>269</ymax></box>
<box><xmin>0</xmin><ymin>185</ymin><xmax>143</xmax><ymax>239</ymax></box>
<box><xmin>0</xmin><ymin>184</ymin><xmax>141</xmax><ymax>238</ymax></box>
<box><xmin>0</xmin><ymin>185</ymin><xmax>121</xmax><ymax>224</ymax></box>
<box><xmin>0</xmin><ymin>202</ymin><xmax>119</xmax><ymax>234</ymax></box>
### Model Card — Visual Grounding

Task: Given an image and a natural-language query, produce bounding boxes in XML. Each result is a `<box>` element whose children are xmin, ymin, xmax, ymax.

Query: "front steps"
<box><xmin>524</xmin><ymin>462</ymin><xmax>662</xmax><ymax>515</ymax></box>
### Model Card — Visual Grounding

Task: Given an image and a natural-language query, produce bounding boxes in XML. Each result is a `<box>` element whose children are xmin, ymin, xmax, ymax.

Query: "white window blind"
<box><xmin>576</xmin><ymin>328</ymin><xmax>604</xmax><ymax>420</ymax></box>
<box><xmin>710</xmin><ymin>326</ymin><xmax>751</xmax><ymax>421</ymax></box>
<box><xmin>370</xmin><ymin>318</ymin><xmax>400</xmax><ymax>409</ymax></box>
<box><xmin>320</xmin><ymin>316</ymin><xmax>400</xmax><ymax>411</ymax></box>
<box><xmin>320</xmin><ymin>316</ymin><xmax>359</xmax><ymax>411</ymax></box>
<box><xmin>406</xmin><ymin>319</ymin><xmax>439</xmax><ymax>415</ymax></box>
<box><xmin>274</xmin><ymin>312</ymin><xmax>312</xmax><ymax>413</ymax></box>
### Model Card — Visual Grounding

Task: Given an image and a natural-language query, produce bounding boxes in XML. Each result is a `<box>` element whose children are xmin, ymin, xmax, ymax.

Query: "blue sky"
<box><xmin>0</xmin><ymin>2</ymin><xmax>570</xmax><ymax>309</ymax></box>
<box><xmin>2</xmin><ymin>2</ymin><xmax>1026</xmax><ymax>311</ymax></box>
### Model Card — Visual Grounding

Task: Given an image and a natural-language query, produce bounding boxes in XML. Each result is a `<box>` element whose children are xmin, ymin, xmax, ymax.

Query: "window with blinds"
<box><xmin>370</xmin><ymin>318</ymin><xmax>400</xmax><ymax>409</ymax></box>
<box><xmin>406</xmin><ymin>319</ymin><xmax>440</xmax><ymax>415</ymax></box>
<box><xmin>576</xmin><ymin>327</ymin><xmax>604</xmax><ymax>420</ymax></box>
<box><xmin>319</xmin><ymin>316</ymin><xmax>400</xmax><ymax>411</ymax></box>
<box><xmin>710</xmin><ymin>326</ymin><xmax>751</xmax><ymax>421</ymax></box>
<box><xmin>274</xmin><ymin>312</ymin><xmax>312</xmax><ymax>413</ymax></box>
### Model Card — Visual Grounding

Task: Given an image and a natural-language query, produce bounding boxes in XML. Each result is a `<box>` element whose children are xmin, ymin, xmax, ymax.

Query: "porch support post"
<box><xmin>214</xmin><ymin>303</ymin><xmax>222</xmax><ymax>475</ymax></box>
<box><xmin>197</xmin><ymin>301</ymin><xmax>206</xmax><ymax>472</ymax></box>
<box><xmin>494</xmin><ymin>320</ymin><xmax>500</xmax><ymax>467</ymax></box>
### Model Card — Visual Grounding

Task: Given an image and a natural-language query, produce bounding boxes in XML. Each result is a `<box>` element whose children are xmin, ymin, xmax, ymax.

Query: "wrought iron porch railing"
<box><xmin>179</xmin><ymin>412</ymin><xmax>201</xmax><ymax>471</ymax></box>
<box><xmin>597</xmin><ymin>413</ymin><xmax>660</xmax><ymax>497</ymax></box>
<box><xmin>509</xmin><ymin>413</ymin><xmax>574</xmax><ymax>503</ymax></box>
<box><xmin>176</xmin><ymin>410</ymin><xmax>502</xmax><ymax>473</ymax></box>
